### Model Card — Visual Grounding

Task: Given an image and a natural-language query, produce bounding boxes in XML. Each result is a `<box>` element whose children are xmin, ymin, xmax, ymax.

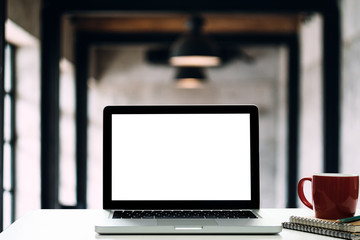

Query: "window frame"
<box><xmin>3</xmin><ymin>43</ymin><xmax>16</xmax><ymax>229</ymax></box>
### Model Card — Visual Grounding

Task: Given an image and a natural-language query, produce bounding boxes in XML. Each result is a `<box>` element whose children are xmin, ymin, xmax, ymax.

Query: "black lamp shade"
<box><xmin>171</xmin><ymin>34</ymin><xmax>219</xmax><ymax>58</ymax></box>
<box><xmin>170</xmin><ymin>15</ymin><xmax>221</xmax><ymax>67</ymax></box>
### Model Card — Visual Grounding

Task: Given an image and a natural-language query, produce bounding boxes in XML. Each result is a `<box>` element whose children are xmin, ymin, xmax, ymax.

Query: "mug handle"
<box><xmin>297</xmin><ymin>177</ymin><xmax>313</xmax><ymax>210</ymax></box>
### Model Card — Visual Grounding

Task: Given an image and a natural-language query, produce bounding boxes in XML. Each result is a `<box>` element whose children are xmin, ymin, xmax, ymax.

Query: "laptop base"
<box><xmin>95</xmin><ymin>210</ymin><xmax>282</xmax><ymax>235</ymax></box>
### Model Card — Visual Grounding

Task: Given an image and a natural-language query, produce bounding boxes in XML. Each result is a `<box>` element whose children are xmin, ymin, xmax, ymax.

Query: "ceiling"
<box><xmin>71</xmin><ymin>13</ymin><xmax>301</xmax><ymax>34</ymax></box>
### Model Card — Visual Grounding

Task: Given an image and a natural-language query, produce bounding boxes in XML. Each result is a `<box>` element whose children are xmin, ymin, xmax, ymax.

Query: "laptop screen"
<box><xmin>111</xmin><ymin>113</ymin><xmax>251</xmax><ymax>201</ymax></box>
<box><xmin>103</xmin><ymin>105</ymin><xmax>259</xmax><ymax>209</ymax></box>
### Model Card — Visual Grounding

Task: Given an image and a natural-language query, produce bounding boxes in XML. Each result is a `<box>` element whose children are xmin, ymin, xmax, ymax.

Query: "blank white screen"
<box><xmin>111</xmin><ymin>114</ymin><xmax>251</xmax><ymax>200</ymax></box>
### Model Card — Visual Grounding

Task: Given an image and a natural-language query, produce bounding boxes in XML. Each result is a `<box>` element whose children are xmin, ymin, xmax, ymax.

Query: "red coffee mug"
<box><xmin>298</xmin><ymin>173</ymin><xmax>359</xmax><ymax>219</ymax></box>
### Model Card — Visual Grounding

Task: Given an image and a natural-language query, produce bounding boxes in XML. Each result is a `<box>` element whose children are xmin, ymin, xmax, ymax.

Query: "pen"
<box><xmin>336</xmin><ymin>215</ymin><xmax>360</xmax><ymax>223</ymax></box>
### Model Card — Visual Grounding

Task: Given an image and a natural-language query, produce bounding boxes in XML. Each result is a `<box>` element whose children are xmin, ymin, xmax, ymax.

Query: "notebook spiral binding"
<box><xmin>282</xmin><ymin>222</ymin><xmax>360</xmax><ymax>240</ymax></box>
<box><xmin>289</xmin><ymin>216</ymin><xmax>360</xmax><ymax>233</ymax></box>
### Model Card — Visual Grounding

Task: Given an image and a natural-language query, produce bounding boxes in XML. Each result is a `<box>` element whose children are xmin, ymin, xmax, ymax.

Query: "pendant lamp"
<box><xmin>170</xmin><ymin>15</ymin><xmax>220</xmax><ymax>67</ymax></box>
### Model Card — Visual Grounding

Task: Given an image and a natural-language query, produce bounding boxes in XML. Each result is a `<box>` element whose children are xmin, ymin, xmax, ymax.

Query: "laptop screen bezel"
<box><xmin>103</xmin><ymin>105</ymin><xmax>260</xmax><ymax>210</ymax></box>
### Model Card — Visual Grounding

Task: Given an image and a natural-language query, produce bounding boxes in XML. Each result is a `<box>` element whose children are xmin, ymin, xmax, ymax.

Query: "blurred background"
<box><xmin>1</xmin><ymin>0</ymin><xmax>359</xmax><ymax>232</ymax></box>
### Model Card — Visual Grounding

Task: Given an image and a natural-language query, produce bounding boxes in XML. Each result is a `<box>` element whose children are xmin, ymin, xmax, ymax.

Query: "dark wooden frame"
<box><xmin>40</xmin><ymin>6</ymin><xmax>61</xmax><ymax>209</ymax></box>
<box><xmin>40</xmin><ymin>0</ymin><xmax>340</xmax><ymax>209</ymax></box>
<box><xmin>73</xmin><ymin>30</ymin><xmax>301</xmax><ymax>208</ymax></box>
<box><xmin>3</xmin><ymin>44</ymin><xmax>17</xmax><ymax>224</ymax></box>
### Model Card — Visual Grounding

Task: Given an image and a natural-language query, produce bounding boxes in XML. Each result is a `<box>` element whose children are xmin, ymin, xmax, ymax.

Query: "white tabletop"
<box><xmin>0</xmin><ymin>208</ymin><xmax>347</xmax><ymax>240</ymax></box>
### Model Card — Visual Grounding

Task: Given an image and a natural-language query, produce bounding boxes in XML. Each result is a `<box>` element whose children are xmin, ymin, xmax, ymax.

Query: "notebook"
<box><xmin>283</xmin><ymin>217</ymin><xmax>360</xmax><ymax>240</ymax></box>
<box><xmin>287</xmin><ymin>215</ymin><xmax>360</xmax><ymax>232</ymax></box>
<box><xmin>95</xmin><ymin>104</ymin><xmax>282</xmax><ymax>234</ymax></box>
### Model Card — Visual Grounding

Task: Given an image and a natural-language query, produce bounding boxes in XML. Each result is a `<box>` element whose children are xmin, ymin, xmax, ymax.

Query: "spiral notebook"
<box><xmin>289</xmin><ymin>216</ymin><xmax>360</xmax><ymax>233</ymax></box>
<box><xmin>283</xmin><ymin>222</ymin><xmax>360</xmax><ymax>240</ymax></box>
<box><xmin>283</xmin><ymin>216</ymin><xmax>360</xmax><ymax>240</ymax></box>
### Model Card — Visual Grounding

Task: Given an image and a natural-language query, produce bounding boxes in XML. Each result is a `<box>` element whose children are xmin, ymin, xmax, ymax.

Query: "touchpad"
<box><xmin>157</xmin><ymin>219</ymin><xmax>218</xmax><ymax>226</ymax></box>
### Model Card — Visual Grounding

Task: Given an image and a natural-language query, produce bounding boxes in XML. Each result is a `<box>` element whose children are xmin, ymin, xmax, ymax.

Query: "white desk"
<box><xmin>0</xmin><ymin>208</ymin><xmax>346</xmax><ymax>239</ymax></box>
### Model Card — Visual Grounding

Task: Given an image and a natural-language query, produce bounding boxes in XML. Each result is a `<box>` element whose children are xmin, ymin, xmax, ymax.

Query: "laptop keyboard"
<box><xmin>113</xmin><ymin>210</ymin><xmax>257</xmax><ymax>219</ymax></box>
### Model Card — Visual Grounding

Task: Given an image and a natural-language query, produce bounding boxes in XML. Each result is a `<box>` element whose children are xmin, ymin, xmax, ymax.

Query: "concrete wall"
<box><xmin>298</xmin><ymin>14</ymin><xmax>323</xmax><ymax>183</ymax></box>
<box><xmin>87</xmin><ymin>45</ymin><xmax>287</xmax><ymax>208</ymax></box>
<box><xmin>295</xmin><ymin>14</ymin><xmax>324</xmax><ymax>208</ymax></box>
<box><xmin>15</xmin><ymin>47</ymin><xmax>41</xmax><ymax>219</ymax></box>
<box><xmin>341</xmin><ymin>0</ymin><xmax>360</xmax><ymax>173</ymax></box>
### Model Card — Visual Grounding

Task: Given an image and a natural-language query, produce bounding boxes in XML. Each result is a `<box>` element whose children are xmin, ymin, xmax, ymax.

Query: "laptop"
<box><xmin>95</xmin><ymin>105</ymin><xmax>282</xmax><ymax>234</ymax></box>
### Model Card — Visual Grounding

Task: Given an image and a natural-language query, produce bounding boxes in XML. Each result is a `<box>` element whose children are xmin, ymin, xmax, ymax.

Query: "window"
<box><xmin>3</xmin><ymin>43</ymin><xmax>16</xmax><ymax>229</ymax></box>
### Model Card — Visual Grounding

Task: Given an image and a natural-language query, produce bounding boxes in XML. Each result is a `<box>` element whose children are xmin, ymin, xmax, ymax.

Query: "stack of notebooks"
<box><xmin>283</xmin><ymin>216</ymin><xmax>360</xmax><ymax>240</ymax></box>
